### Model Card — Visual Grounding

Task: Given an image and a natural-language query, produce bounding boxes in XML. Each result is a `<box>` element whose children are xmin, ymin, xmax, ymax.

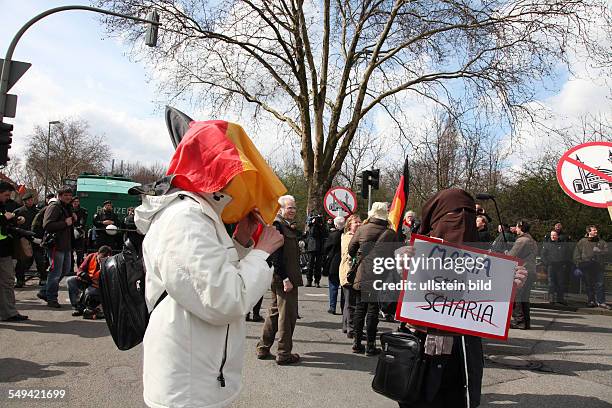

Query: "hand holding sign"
<box><xmin>514</xmin><ymin>265</ymin><xmax>528</xmax><ymax>289</ymax></box>
<box><xmin>396</xmin><ymin>235</ymin><xmax>520</xmax><ymax>340</ymax></box>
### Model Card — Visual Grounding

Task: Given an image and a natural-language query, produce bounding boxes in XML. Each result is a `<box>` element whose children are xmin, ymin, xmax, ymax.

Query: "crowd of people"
<box><xmin>248</xmin><ymin>189</ymin><xmax>607</xmax><ymax>408</ymax></box>
<box><xmin>262</xmin><ymin>195</ymin><xmax>610</xmax><ymax>357</ymax></box>
<box><xmin>0</xmin><ymin>182</ymin><xmax>138</xmax><ymax>322</ymax></box>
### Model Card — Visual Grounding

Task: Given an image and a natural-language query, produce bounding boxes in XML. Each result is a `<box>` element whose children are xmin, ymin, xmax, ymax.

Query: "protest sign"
<box><xmin>395</xmin><ymin>234</ymin><xmax>519</xmax><ymax>340</ymax></box>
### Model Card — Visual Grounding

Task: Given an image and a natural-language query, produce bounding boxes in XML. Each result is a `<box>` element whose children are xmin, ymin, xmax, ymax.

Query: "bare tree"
<box><xmin>554</xmin><ymin>113</ymin><xmax>612</xmax><ymax>150</ymax></box>
<box><xmin>335</xmin><ymin>126</ymin><xmax>387</xmax><ymax>191</ymax></box>
<box><xmin>24</xmin><ymin>119</ymin><xmax>109</xmax><ymax>195</ymax></box>
<box><xmin>2</xmin><ymin>158</ymin><xmax>30</xmax><ymax>188</ymax></box>
<box><xmin>120</xmin><ymin>161</ymin><xmax>167</xmax><ymax>185</ymax></box>
<box><xmin>388</xmin><ymin>108</ymin><xmax>511</xmax><ymax>210</ymax></box>
<box><xmin>97</xmin><ymin>0</ymin><xmax>610</xmax><ymax>212</ymax></box>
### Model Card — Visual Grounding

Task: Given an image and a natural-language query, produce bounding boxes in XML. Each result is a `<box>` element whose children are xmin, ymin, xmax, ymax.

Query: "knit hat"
<box><xmin>22</xmin><ymin>192</ymin><xmax>34</xmax><ymax>200</ymax></box>
<box><xmin>368</xmin><ymin>202</ymin><xmax>389</xmax><ymax>221</ymax></box>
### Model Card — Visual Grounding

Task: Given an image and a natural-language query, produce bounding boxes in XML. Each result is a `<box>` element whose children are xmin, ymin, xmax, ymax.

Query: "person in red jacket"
<box><xmin>66</xmin><ymin>245</ymin><xmax>112</xmax><ymax>318</ymax></box>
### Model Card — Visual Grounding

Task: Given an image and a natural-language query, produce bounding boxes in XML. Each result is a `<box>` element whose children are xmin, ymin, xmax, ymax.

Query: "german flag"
<box><xmin>167</xmin><ymin>120</ymin><xmax>287</xmax><ymax>225</ymax></box>
<box><xmin>388</xmin><ymin>157</ymin><xmax>410</xmax><ymax>233</ymax></box>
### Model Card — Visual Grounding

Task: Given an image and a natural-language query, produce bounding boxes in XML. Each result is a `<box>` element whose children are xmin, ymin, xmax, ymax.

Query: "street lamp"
<box><xmin>44</xmin><ymin>120</ymin><xmax>61</xmax><ymax>199</ymax></box>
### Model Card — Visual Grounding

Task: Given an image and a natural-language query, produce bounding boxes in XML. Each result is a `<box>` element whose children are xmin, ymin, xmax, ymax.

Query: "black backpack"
<box><xmin>99</xmin><ymin>244</ymin><xmax>166</xmax><ymax>350</ymax></box>
<box><xmin>31</xmin><ymin>205</ymin><xmax>47</xmax><ymax>237</ymax></box>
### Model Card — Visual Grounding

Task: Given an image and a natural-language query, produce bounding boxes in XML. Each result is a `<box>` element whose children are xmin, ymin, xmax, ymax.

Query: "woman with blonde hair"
<box><xmin>339</xmin><ymin>214</ymin><xmax>361</xmax><ymax>338</ymax></box>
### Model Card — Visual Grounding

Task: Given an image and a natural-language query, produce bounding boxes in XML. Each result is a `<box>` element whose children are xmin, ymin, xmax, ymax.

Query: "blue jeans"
<box><xmin>328</xmin><ymin>280</ymin><xmax>340</xmax><ymax>311</ymax></box>
<box><xmin>66</xmin><ymin>276</ymin><xmax>99</xmax><ymax>309</ymax></box>
<box><xmin>38</xmin><ymin>249</ymin><xmax>72</xmax><ymax>302</ymax></box>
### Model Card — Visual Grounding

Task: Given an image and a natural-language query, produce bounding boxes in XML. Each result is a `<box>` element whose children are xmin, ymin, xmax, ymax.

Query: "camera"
<box><xmin>41</xmin><ymin>232</ymin><xmax>57</xmax><ymax>249</ymax></box>
<box><xmin>307</xmin><ymin>214</ymin><xmax>323</xmax><ymax>226</ymax></box>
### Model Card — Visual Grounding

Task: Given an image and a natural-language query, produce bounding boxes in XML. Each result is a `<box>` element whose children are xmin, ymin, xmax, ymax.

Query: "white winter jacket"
<box><xmin>135</xmin><ymin>190</ymin><xmax>273</xmax><ymax>408</ymax></box>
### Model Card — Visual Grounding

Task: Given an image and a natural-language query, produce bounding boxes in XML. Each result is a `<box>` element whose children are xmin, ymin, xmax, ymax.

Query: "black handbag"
<box><xmin>346</xmin><ymin>256</ymin><xmax>360</xmax><ymax>286</ymax></box>
<box><xmin>372</xmin><ymin>331</ymin><xmax>425</xmax><ymax>404</ymax></box>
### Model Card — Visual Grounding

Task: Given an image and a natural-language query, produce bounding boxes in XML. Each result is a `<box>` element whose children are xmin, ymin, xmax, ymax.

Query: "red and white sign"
<box><xmin>323</xmin><ymin>186</ymin><xmax>357</xmax><ymax>218</ymax></box>
<box><xmin>395</xmin><ymin>235</ymin><xmax>519</xmax><ymax>340</ymax></box>
<box><xmin>556</xmin><ymin>141</ymin><xmax>612</xmax><ymax>209</ymax></box>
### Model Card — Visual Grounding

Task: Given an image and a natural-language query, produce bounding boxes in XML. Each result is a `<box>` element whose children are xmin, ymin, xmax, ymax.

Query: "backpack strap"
<box><xmin>151</xmin><ymin>291</ymin><xmax>168</xmax><ymax>315</ymax></box>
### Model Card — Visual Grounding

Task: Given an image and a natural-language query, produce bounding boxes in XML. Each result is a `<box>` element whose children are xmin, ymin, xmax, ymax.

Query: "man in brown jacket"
<box><xmin>574</xmin><ymin>225</ymin><xmax>609</xmax><ymax>309</ymax></box>
<box><xmin>508</xmin><ymin>220</ymin><xmax>538</xmax><ymax>329</ymax></box>
<box><xmin>257</xmin><ymin>195</ymin><xmax>303</xmax><ymax>365</ymax></box>
<box><xmin>37</xmin><ymin>187</ymin><xmax>76</xmax><ymax>308</ymax></box>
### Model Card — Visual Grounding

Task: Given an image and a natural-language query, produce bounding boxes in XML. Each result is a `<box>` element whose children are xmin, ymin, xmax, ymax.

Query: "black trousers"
<box><xmin>33</xmin><ymin>245</ymin><xmax>47</xmax><ymax>280</ymax></box>
<box><xmin>74</xmin><ymin>238</ymin><xmax>86</xmax><ymax>268</ymax></box>
<box><xmin>252</xmin><ymin>296</ymin><xmax>263</xmax><ymax>316</ymax></box>
<box><xmin>306</xmin><ymin>251</ymin><xmax>323</xmax><ymax>284</ymax></box>
<box><xmin>353</xmin><ymin>289</ymin><xmax>379</xmax><ymax>343</ymax></box>
<box><xmin>398</xmin><ymin>339</ymin><xmax>467</xmax><ymax>408</ymax></box>
<box><xmin>15</xmin><ymin>257</ymin><xmax>33</xmax><ymax>282</ymax></box>
<box><xmin>512</xmin><ymin>272</ymin><xmax>534</xmax><ymax>326</ymax></box>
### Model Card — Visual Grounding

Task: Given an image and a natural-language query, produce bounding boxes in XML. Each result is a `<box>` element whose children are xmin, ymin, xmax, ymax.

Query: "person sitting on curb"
<box><xmin>66</xmin><ymin>245</ymin><xmax>112</xmax><ymax>319</ymax></box>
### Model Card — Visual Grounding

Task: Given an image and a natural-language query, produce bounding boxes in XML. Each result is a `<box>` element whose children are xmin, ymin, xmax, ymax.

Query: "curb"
<box><xmin>531</xmin><ymin>302</ymin><xmax>612</xmax><ymax>317</ymax></box>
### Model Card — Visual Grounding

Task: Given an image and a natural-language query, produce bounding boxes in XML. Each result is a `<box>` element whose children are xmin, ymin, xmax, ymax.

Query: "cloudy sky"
<box><xmin>0</xmin><ymin>0</ymin><xmax>175</xmax><ymax>166</ymax></box>
<box><xmin>1</xmin><ymin>0</ymin><xmax>610</xmax><ymax>173</ymax></box>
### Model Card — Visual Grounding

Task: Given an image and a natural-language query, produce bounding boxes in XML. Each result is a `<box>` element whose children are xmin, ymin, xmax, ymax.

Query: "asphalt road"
<box><xmin>1</xmin><ymin>277</ymin><xmax>611</xmax><ymax>408</ymax></box>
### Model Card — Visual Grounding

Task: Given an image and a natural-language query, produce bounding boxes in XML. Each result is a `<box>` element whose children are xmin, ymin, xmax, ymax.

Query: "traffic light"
<box><xmin>361</xmin><ymin>170</ymin><xmax>372</xmax><ymax>199</ymax></box>
<box><xmin>0</xmin><ymin>121</ymin><xmax>13</xmax><ymax>166</ymax></box>
<box><xmin>370</xmin><ymin>169</ymin><xmax>380</xmax><ymax>189</ymax></box>
<box><xmin>360</xmin><ymin>169</ymin><xmax>381</xmax><ymax>199</ymax></box>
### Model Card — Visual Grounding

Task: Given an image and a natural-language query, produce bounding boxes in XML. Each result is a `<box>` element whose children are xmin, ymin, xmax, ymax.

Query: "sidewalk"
<box><xmin>481</xmin><ymin>308</ymin><xmax>612</xmax><ymax>407</ymax></box>
<box><xmin>530</xmin><ymin>289</ymin><xmax>612</xmax><ymax>316</ymax></box>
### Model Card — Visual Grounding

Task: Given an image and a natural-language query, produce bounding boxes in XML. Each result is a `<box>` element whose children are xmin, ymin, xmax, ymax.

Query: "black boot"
<box><xmin>366</xmin><ymin>341</ymin><xmax>380</xmax><ymax>356</ymax></box>
<box><xmin>352</xmin><ymin>340</ymin><xmax>365</xmax><ymax>354</ymax></box>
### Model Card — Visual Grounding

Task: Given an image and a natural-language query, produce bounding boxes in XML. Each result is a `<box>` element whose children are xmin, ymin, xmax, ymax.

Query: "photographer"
<box><xmin>0</xmin><ymin>181</ymin><xmax>28</xmax><ymax>322</ymax></box>
<box><xmin>305</xmin><ymin>213</ymin><xmax>327</xmax><ymax>287</ymax></box>
<box><xmin>66</xmin><ymin>245</ymin><xmax>111</xmax><ymax>318</ymax></box>
<box><xmin>30</xmin><ymin>200</ymin><xmax>52</xmax><ymax>286</ymax></box>
<box><xmin>37</xmin><ymin>186</ymin><xmax>76</xmax><ymax>308</ymax></box>
<box><xmin>14</xmin><ymin>192</ymin><xmax>37</xmax><ymax>288</ymax></box>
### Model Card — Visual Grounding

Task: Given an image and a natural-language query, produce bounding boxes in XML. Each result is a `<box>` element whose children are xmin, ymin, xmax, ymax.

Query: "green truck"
<box><xmin>76</xmin><ymin>174</ymin><xmax>141</xmax><ymax>227</ymax></box>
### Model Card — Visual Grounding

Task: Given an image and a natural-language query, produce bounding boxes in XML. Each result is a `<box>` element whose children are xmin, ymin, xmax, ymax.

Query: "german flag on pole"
<box><xmin>388</xmin><ymin>157</ymin><xmax>410</xmax><ymax>233</ymax></box>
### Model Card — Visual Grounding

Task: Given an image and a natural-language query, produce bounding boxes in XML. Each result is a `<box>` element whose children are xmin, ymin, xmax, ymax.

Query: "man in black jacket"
<box><xmin>0</xmin><ymin>181</ymin><xmax>28</xmax><ymax>321</ymax></box>
<box><xmin>37</xmin><ymin>187</ymin><xmax>76</xmax><ymax>308</ymax></box>
<box><xmin>542</xmin><ymin>229</ymin><xmax>571</xmax><ymax>305</ymax></box>
<box><xmin>257</xmin><ymin>195</ymin><xmax>303</xmax><ymax>365</ymax></box>
<box><xmin>14</xmin><ymin>192</ymin><xmax>37</xmax><ymax>288</ymax></box>
<box><xmin>93</xmin><ymin>200</ymin><xmax>120</xmax><ymax>250</ymax></box>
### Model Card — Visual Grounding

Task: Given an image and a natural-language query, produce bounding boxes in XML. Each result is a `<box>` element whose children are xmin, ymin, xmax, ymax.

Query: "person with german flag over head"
<box><xmin>134</xmin><ymin>107</ymin><xmax>286</xmax><ymax>408</ymax></box>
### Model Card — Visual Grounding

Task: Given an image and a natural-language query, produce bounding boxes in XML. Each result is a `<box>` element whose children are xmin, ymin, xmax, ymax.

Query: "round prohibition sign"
<box><xmin>323</xmin><ymin>187</ymin><xmax>357</xmax><ymax>218</ymax></box>
<box><xmin>556</xmin><ymin>141</ymin><xmax>612</xmax><ymax>208</ymax></box>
